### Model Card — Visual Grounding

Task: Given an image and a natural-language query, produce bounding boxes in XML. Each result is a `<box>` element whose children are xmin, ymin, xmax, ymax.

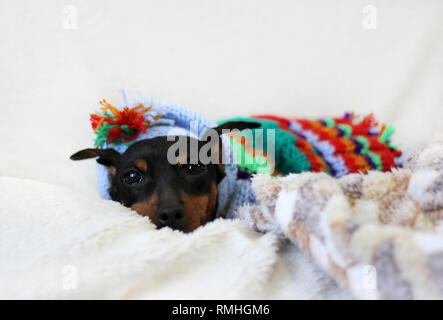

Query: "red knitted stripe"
<box><xmin>301</xmin><ymin>149</ymin><xmax>321</xmax><ymax>172</ymax></box>
<box><xmin>329</xmin><ymin>138</ymin><xmax>348</xmax><ymax>155</ymax></box>
<box><xmin>341</xmin><ymin>154</ymin><xmax>360</xmax><ymax>173</ymax></box>
<box><xmin>251</xmin><ymin>115</ymin><xmax>291</xmax><ymax>130</ymax></box>
<box><xmin>372</xmin><ymin>149</ymin><xmax>397</xmax><ymax>171</ymax></box>
<box><xmin>295</xmin><ymin>134</ymin><xmax>314</xmax><ymax>152</ymax></box>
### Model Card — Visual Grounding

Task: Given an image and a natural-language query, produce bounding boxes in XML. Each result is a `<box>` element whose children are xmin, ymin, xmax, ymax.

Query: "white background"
<box><xmin>1</xmin><ymin>0</ymin><xmax>443</xmax><ymax>187</ymax></box>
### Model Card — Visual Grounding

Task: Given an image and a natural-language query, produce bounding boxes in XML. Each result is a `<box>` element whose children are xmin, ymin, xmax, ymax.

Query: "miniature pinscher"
<box><xmin>70</xmin><ymin>121</ymin><xmax>260</xmax><ymax>233</ymax></box>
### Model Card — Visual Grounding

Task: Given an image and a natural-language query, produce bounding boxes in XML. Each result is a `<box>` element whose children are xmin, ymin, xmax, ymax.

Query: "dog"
<box><xmin>70</xmin><ymin>121</ymin><xmax>260</xmax><ymax>233</ymax></box>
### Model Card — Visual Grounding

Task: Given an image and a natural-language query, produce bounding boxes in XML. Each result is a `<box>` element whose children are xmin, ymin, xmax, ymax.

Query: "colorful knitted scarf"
<box><xmin>220</xmin><ymin>114</ymin><xmax>402</xmax><ymax>179</ymax></box>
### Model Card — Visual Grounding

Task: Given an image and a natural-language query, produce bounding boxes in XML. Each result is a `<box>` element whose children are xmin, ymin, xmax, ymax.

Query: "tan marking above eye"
<box><xmin>107</xmin><ymin>166</ymin><xmax>116</xmax><ymax>176</ymax></box>
<box><xmin>133</xmin><ymin>159</ymin><xmax>148</xmax><ymax>172</ymax></box>
<box><xmin>176</xmin><ymin>153</ymin><xmax>188</xmax><ymax>165</ymax></box>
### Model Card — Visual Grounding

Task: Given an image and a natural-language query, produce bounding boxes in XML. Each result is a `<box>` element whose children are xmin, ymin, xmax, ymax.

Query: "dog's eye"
<box><xmin>184</xmin><ymin>164</ymin><xmax>205</xmax><ymax>175</ymax></box>
<box><xmin>123</xmin><ymin>170</ymin><xmax>143</xmax><ymax>185</ymax></box>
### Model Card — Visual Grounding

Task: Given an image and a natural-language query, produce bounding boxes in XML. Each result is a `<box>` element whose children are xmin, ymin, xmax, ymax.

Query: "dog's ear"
<box><xmin>212</xmin><ymin>121</ymin><xmax>261</xmax><ymax>136</ymax></box>
<box><xmin>70</xmin><ymin>148</ymin><xmax>120</xmax><ymax>169</ymax></box>
<box><xmin>202</xmin><ymin>121</ymin><xmax>261</xmax><ymax>183</ymax></box>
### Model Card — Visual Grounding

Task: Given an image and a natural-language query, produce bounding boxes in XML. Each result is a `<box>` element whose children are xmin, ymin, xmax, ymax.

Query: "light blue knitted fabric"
<box><xmin>96</xmin><ymin>92</ymin><xmax>256</xmax><ymax>218</ymax></box>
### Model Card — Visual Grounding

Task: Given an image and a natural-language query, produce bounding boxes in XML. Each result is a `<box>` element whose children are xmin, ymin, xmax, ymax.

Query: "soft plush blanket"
<box><xmin>0</xmin><ymin>175</ymin><xmax>351</xmax><ymax>299</ymax></box>
<box><xmin>238</xmin><ymin>134</ymin><xmax>443</xmax><ymax>299</ymax></box>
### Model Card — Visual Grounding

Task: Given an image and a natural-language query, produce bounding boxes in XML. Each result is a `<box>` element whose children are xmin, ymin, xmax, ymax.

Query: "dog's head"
<box><xmin>70</xmin><ymin>121</ymin><xmax>260</xmax><ymax>232</ymax></box>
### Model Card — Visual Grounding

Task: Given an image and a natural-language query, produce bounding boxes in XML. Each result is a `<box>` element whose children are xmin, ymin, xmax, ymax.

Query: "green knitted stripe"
<box><xmin>379</xmin><ymin>124</ymin><xmax>399</xmax><ymax>149</ymax></box>
<box><xmin>337</xmin><ymin>124</ymin><xmax>352</xmax><ymax>137</ymax></box>
<box><xmin>324</xmin><ymin>118</ymin><xmax>335</xmax><ymax>127</ymax></box>
<box><xmin>355</xmin><ymin>136</ymin><xmax>369</xmax><ymax>153</ymax></box>
<box><xmin>367</xmin><ymin>151</ymin><xmax>382</xmax><ymax>171</ymax></box>
<box><xmin>379</xmin><ymin>124</ymin><xmax>395</xmax><ymax>143</ymax></box>
<box><xmin>355</xmin><ymin>135</ymin><xmax>383</xmax><ymax>170</ymax></box>
<box><xmin>229</xmin><ymin>136</ymin><xmax>274</xmax><ymax>174</ymax></box>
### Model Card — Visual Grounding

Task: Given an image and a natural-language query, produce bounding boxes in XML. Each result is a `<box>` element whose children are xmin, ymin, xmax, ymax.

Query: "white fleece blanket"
<box><xmin>0</xmin><ymin>177</ymin><xmax>350</xmax><ymax>299</ymax></box>
<box><xmin>1</xmin><ymin>1</ymin><xmax>443</xmax><ymax>299</ymax></box>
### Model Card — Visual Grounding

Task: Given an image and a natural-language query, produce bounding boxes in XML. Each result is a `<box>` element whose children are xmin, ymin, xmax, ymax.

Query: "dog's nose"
<box><xmin>157</xmin><ymin>207</ymin><xmax>185</xmax><ymax>229</ymax></box>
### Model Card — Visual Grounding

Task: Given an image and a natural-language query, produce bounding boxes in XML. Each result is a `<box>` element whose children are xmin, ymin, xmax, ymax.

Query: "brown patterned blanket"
<box><xmin>237</xmin><ymin>134</ymin><xmax>443</xmax><ymax>299</ymax></box>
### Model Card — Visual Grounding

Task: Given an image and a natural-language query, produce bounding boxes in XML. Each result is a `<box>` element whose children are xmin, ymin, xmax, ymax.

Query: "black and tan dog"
<box><xmin>70</xmin><ymin>121</ymin><xmax>260</xmax><ymax>233</ymax></box>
